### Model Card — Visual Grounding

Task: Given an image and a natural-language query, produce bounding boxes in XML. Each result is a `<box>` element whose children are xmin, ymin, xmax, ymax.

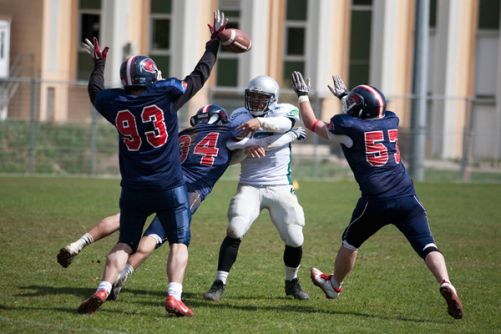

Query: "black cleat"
<box><xmin>285</xmin><ymin>278</ymin><xmax>309</xmax><ymax>300</ymax></box>
<box><xmin>204</xmin><ymin>280</ymin><xmax>225</xmax><ymax>301</ymax></box>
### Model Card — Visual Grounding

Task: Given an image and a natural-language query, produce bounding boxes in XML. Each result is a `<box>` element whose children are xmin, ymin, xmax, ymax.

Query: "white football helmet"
<box><xmin>244</xmin><ymin>75</ymin><xmax>279</xmax><ymax>116</ymax></box>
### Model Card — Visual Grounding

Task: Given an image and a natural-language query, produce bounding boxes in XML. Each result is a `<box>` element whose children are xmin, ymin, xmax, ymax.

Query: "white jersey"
<box><xmin>230</xmin><ymin>103</ymin><xmax>300</xmax><ymax>186</ymax></box>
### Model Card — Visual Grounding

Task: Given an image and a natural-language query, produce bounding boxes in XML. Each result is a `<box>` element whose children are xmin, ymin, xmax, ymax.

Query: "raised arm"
<box><xmin>173</xmin><ymin>10</ymin><xmax>228</xmax><ymax>111</ymax></box>
<box><xmin>83</xmin><ymin>37</ymin><xmax>109</xmax><ymax>105</ymax></box>
<box><xmin>291</xmin><ymin>71</ymin><xmax>353</xmax><ymax>147</ymax></box>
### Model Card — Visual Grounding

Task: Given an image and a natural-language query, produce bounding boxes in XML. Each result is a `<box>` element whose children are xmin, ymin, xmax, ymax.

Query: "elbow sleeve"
<box><xmin>257</xmin><ymin>117</ymin><xmax>293</xmax><ymax>132</ymax></box>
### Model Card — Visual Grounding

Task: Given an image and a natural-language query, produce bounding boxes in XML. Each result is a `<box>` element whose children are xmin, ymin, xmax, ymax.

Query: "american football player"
<box><xmin>204</xmin><ymin>75</ymin><xmax>310</xmax><ymax>302</ymax></box>
<box><xmin>76</xmin><ymin>9</ymin><xmax>228</xmax><ymax>317</ymax></box>
<box><xmin>58</xmin><ymin>104</ymin><xmax>306</xmax><ymax>299</ymax></box>
<box><xmin>290</xmin><ymin>71</ymin><xmax>464</xmax><ymax>320</ymax></box>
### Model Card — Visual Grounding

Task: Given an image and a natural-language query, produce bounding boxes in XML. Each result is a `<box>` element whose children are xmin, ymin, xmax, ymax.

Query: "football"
<box><xmin>218</xmin><ymin>28</ymin><xmax>252</xmax><ymax>53</ymax></box>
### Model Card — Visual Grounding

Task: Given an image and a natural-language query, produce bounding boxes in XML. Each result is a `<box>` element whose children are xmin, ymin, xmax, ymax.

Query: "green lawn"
<box><xmin>0</xmin><ymin>176</ymin><xmax>500</xmax><ymax>333</ymax></box>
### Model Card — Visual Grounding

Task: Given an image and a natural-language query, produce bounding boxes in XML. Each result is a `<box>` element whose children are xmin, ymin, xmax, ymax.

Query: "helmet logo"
<box><xmin>141</xmin><ymin>59</ymin><xmax>157</xmax><ymax>74</ymax></box>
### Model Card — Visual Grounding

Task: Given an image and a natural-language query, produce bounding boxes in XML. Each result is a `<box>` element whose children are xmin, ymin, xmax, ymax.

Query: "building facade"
<box><xmin>0</xmin><ymin>0</ymin><xmax>499</xmax><ymax>160</ymax></box>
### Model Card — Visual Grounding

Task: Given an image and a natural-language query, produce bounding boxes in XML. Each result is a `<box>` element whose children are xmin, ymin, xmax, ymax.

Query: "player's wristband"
<box><xmin>298</xmin><ymin>95</ymin><xmax>309</xmax><ymax>103</ymax></box>
<box><xmin>310</xmin><ymin>119</ymin><xmax>321</xmax><ymax>132</ymax></box>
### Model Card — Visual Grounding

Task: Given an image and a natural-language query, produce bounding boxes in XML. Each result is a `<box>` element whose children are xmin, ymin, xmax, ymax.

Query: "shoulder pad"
<box><xmin>269</xmin><ymin>103</ymin><xmax>300</xmax><ymax>120</ymax></box>
<box><xmin>329</xmin><ymin>114</ymin><xmax>352</xmax><ymax>135</ymax></box>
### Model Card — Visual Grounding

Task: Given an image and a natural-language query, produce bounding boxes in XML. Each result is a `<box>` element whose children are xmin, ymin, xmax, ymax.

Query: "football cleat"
<box><xmin>57</xmin><ymin>244</ymin><xmax>80</xmax><ymax>268</ymax></box>
<box><xmin>439</xmin><ymin>280</ymin><xmax>464</xmax><ymax>319</ymax></box>
<box><xmin>285</xmin><ymin>278</ymin><xmax>310</xmax><ymax>300</ymax></box>
<box><xmin>107</xmin><ymin>284</ymin><xmax>122</xmax><ymax>301</ymax></box>
<box><xmin>203</xmin><ymin>280</ymin><xmax>225</xmax><ymax>301</ymax></box>
<box><xmin>77</xmin><ymin>289</ymin><xmax>108</xmax><ymax>314</ymax></box>
<box><xmin>310</xmin><ymin>267</ymin><xmax>342</xmax><ymax>299</ymax></box>
<box><xmin>165</xmin><ymin>295</ymin><xmax>193</xmax><ymax>317</ymax></box>
<box><xmin>108</xmin><ymin>272</ymin><xmax>126</xmax><ymax>301</ymax></box>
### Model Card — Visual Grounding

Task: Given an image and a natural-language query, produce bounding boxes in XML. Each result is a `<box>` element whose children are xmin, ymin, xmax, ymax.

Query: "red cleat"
<box><xmin>77</xmin><ymin>289</ymin><xmax>108</xmax><ymax>314</ymax></box>
<box><xmin>310</xmin><ymin>267</ymin><xmax>342</xmax><ymax>299</ymax></box>
<box><xmin>165</xmin><ymin>295</ymin><xmax>193</xmax><ymax>317</ymax></box>
<box><xmin>439</xmin><ymin>281</ymin><xmax>464</xmax><ymax>319</ymax></box>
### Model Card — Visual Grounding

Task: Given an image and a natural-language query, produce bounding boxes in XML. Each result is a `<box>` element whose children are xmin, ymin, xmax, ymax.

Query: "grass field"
<box><xmin>0</xmin><ymin>176</ymin><xmax>500</xmax><ymax>333</ymax></box>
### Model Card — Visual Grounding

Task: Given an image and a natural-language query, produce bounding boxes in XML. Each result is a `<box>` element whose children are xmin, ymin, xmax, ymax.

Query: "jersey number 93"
<box><xmin>115</xmin><ymin>105</ymin><xmax>168</xmax><ymax>151</ymax></box>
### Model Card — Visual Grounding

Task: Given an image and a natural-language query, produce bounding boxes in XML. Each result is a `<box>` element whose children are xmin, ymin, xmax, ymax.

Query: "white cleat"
<box><xmin>310</xmin><ymin>267</ymin><xmax>342</xmax><ymax>299</ymax></box>
<box><xmin>439</xmin><ymin>280</ymin><xmax>464</xmax><ymax>319</ymax></box>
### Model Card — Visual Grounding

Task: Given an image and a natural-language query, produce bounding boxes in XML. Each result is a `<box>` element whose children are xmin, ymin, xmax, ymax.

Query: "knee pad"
<box><xmin>420</xmin><ymin>243</ymin><xmax>440</xmax><ymax>259</ymax></box>
<box><xmin>282</xmin><ymin>225</ymin><xmax>304</xmax><ymax>248</ymax></box>
<box><xmin>342</xmin><ymin>240</ymin><xmax>359</xmax><ymax>252</ymax></box>
<box><xmin>226</xmin><ymin>218</ymin><xmax>248</xmax><ymax>239</ymax></box>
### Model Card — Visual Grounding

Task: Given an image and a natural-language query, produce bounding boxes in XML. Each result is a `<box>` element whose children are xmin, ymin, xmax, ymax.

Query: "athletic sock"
<box><xmin>117</xmin><ymin>264</ymin><xmax>134</xmax><ymax>285</ymax></box>
<box><xmin>215</xmin><ymin>271</ymin><xmax>229</xmax><ymax>285</ymax></box>
<box><xmin>71</xmin><ymin>233</ymin><xmax>94</xmax><ymax>252</ymax></box>
<box><xmin>167</xmin><ymin>282</ymin><xmax>183</xmax><ymax>301</ymax></box>
<box><xmin>123</xmin><ymin>264</ymin><xmax>134</xmax><ymax>279</ymax></box>
<box><xmin>285</xmin><ymin>265</ymin><xmax>300</xmax><ymax>281</ymax></box>
<box><xmin>96</xmin><ymin>281</ymin><xmax>112</xmax><ymax>295</ymax></box>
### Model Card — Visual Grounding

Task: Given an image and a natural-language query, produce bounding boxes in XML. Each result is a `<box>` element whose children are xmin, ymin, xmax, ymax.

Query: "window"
<box><xmin>283</xmin><ymin>0</ymin><xmax>307</xmax><ymax>87</ymax></box>
<box><xmin>475</xmin><ymin>0</ymin><xmax>500</xmax><ymax>98</ymax></box>
<box><xmin>77</xmin><ymin>0</ymin><xmax>101</xmax><ymax>80</ymax></box>
<box><xmin>348</xmin><ymin>0</ymin><xmax>372</xmax><ymax>87</ymax></box>
<box><xmin>478</xmin><ymin>0</ymin><xmax>500</xmax><ymax>30</ymax></box>
<box><xmin>429</xmin><ymin>0</ymin><xmax>437</xmax><ymax>29</ymax></box>
<box><xmin>216</xmin><ymin>0</ymin><xmax>241</xmax><ymax>87</ymax></box>
<box><xmin>149</xmin><ymin>0</ymin><xmax>172</xmax><ymax>76</ymax></box>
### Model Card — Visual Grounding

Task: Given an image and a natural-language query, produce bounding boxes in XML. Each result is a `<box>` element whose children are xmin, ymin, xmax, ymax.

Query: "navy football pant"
<box><xmin>119</xmin><ymin>185</ymin><xmax>191</xmax><ymax>251</ymax></box>
<box><xmin>143</xmin><ymin>189</ymin><xmax>203</xmax><ymax>248</ymax></box>
<box><xmin>342</xmin><ymin>195</ymin><xmax>437</xmax><ymax>259</ymax></box>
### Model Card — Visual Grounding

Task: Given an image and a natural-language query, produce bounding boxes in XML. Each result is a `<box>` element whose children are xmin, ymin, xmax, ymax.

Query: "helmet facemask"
<box><xmin>344</xmin><ymin>85</ymin><xmax>386</xmax><ymax>119</ymax></box>
<box><xmin>245</xmin><ymin>90</ymin><xmax>275</xmax><ymax>117</ymax></box>
<box><xmin>344</xmin><ymin>92</ymin><xmax>364</xmax><ymax>118</ymax></box>
<box><xmin>244</xmin><ymin>76</ymin><xmax>279</xmax><ymax>117</ymax></box>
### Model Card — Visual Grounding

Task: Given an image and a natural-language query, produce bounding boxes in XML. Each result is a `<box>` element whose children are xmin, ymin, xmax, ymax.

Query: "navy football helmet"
<box><xmin>120</xmin><ymin>55</ymin><xmax>159</xmax><ymax>88</ymax></box>
<box><xmin>245</xmin><ymin>76</ymin><xmax>279</xmax><ymax>117</ymax></box>
<box><xmin>345</xmin><ymin>85</ymin><xmax>386</xmax><ymax>119</ymax></box>
<box><xmin>190</xmin><ymin>104</ymin><xmax>229</xmax><ymax>126</ymax></box>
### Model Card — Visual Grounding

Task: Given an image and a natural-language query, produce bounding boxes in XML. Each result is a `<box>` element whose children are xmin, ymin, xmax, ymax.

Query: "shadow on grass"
<box><xmin>14</xmin><ymin>285</ymin><xmax>448</xmax><ymax>324</ymax></box>
<box><xmin>16</xmin><ymin>285</ymin><xmax>97</xmax><ymax>298</ymax></box>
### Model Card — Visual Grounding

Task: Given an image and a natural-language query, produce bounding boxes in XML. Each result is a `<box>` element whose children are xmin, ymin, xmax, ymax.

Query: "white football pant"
<box><xmin>227</xmin><ymin>184</ymin><xmax>305</xmax><ymax>247</ymax></box>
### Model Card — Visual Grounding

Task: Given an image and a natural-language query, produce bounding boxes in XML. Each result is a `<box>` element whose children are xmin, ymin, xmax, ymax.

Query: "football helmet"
<box><xmin>345</xmin><ymin>85</ymin><xmax>386</xmax><ymax>119</ymax></box>
<box><xmin>120</xmin><ymin>55</ymin><xmax>160</xmax><ymax>88</ymax></box>
<box><xmin>190</xmin><ymin>104</ymin><xmax>229</xmax><ymax>126</ymax></box>
<box><xmin>245</xmin><ymin>75</ymin><xmax>279</xmax><ymax>116</ymax></box>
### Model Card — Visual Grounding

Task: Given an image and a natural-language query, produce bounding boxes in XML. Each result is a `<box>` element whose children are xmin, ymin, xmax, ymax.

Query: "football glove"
<box><xmin>328</xmin><ymin>75</ymin><xmax>348</xmax><ymax>99</ymax></box>
<box><xmin>208</xmin><ymin>9</ymin><xmax>228</xmax><ymax>39</ymax></box>
<box><xmin>291</xmin><ymin>71</ymin><xmax>311</xmax><ymax>97</ymax></box>
<box><xmin>82</xmin><ymin>37</ymin><xmax>109</xmax><ymax>61</ymax></box>
<box><xmin>291</xmin><ymin>127</ymin><xmax>307</xmax><ymax>141</ymax></box>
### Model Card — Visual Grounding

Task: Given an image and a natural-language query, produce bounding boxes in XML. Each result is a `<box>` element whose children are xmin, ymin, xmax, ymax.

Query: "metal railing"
<box><xmin>0</xmin><ymin>78</ymin><xmax>500</xmax><ymax>183</ymax></box>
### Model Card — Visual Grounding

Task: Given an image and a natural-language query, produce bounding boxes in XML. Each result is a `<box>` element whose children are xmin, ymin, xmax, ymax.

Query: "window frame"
<box><xmin>149</xmin><ymin>11</ymin><xmax>172</xmax><ymax>55</ymax></box>
<box><xmin>78</xmin><ymin>8</ymin><xmax>101</xmax><ymax>52</ymax></box>
<box><xmin>283</xmin><ymin>1</ymin><xmax>308</xmax><ymax>85</ymax></box>
<box><xmin>215</xmin><ymin>7</ymin><xmax>241</xmax><ymax>87</ymax></box>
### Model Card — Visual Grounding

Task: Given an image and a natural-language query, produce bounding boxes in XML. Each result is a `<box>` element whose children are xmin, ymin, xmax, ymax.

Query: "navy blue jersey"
<box><xmin>94</xmin><ymin>79</ymin><xmax>187</xmax><ymax>191</ymax></box>
<box><xmin>180</xmin><ymin>124</ymin><xmax>237</xmax><ymax>200</ymax></box>
<box><xmin>330</xmin><ymin>111</ymin><xmax>415</xmax><ymax>199</ymax></box>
